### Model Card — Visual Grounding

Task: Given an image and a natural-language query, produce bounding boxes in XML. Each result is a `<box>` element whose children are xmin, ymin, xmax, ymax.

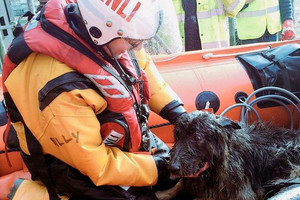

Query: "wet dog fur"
<box><xmin>169</xmin><ymin>111</ymin><xmax>300</xmax><ymax>200</ymax></box>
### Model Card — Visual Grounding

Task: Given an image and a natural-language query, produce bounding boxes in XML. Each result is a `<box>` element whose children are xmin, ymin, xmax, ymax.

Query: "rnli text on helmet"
<box><xmin>101</xmin><ymin>0</ymin><xmax>141</xmax><ymax>22</ymax></box>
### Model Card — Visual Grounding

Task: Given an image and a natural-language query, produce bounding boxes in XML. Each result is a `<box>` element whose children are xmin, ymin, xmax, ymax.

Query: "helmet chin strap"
<box><xmin>106</xmin><ymin>44</ymin><xmax>137</xmax><ymax>87</ymax></box>
<box><xmin>106</xmin><ymin>43</ymin><xmax>122</xmax><ymax>61</ymax></box>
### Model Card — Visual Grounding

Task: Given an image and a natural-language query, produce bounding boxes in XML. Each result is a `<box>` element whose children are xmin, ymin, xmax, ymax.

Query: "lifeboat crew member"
<box><xmin>2</xmin><ymin>0</ymin><xmax>187</xmax><ymax>199</ymax></box>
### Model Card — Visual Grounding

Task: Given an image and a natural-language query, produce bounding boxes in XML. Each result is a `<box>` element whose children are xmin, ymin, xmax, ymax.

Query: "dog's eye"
<box><xmin>193</xmin><ymin>134</ymin><xmax>202</xmax><ymax>141</ymax></box>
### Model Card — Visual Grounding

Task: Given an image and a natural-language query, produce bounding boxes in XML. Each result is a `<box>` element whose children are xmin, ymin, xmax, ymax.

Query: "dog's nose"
<box><xmin>169</xmin><ymin>163</ymin><xmax>181</xmax><ymax>174</ymax></box>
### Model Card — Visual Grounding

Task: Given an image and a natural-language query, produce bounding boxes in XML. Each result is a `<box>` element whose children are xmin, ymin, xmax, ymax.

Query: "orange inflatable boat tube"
<box><xmin>149</xmin><ymin>39</ymin><xmax>300</xmax><ymax>144</ymax></box>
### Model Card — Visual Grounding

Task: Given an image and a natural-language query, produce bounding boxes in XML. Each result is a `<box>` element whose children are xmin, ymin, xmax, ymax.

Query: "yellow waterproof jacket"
<box><xmin>4</xmin><ymin>50</ymin><xmax>180</xmax><ymax>187</ymax></box>
<box><xmin>173</xmin><ymin>0</ymin><xmax>246</xmax><ymax>50</ymax></box>
<box><xmin>9</xmin><ymin>179</ymin><xmax>69</xmax><ymax>200</ymax></box>
<box><xmin>236</xmin><ymin>0</ymin><xmax>281</xmax><ymax>40</ymax></box>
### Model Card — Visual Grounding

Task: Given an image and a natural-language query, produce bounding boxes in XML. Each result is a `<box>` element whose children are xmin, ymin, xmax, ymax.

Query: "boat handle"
<box><xmin>202</xmin><ymin>46</ymin><xmax>271</xmax><ymax>60</ymax></box>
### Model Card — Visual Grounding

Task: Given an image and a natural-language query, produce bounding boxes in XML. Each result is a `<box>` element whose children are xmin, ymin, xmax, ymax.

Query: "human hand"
<box><xmin>150</xmin><ymin>132</ymin><xmax>172</xmax><ymax>187</ymax></box>
<box><xmin>153</xmin><ymin>155</ymin><xmax>170</xmax><ymax>187</ymax></box>
<box><xmin>280</xmin><ymin>19</ymin><xmax>296</xmax><ymax>41</ymax></box>
<box><xmin>155</xmin><ymin>179</ymin><xmax>184</xmax><ymax>200</ymax></box>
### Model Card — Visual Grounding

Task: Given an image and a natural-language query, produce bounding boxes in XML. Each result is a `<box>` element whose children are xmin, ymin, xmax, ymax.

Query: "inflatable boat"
<box><xmin>1</xmin><ymin>39</ymin><xmax>300</xmax><ymax>199</ymax></box>
<box><xmin>149</xmin><ymin>39</ymin><xmax>300</xmax><ymax>144</ymax></box>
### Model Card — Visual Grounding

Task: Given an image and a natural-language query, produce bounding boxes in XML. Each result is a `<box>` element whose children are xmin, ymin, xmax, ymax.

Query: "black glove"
<box><xmin>153</xmin><ymin>154</ymin><xmax>181</xmax><ymax>192</ymax></box>
<box><xmin>150</xmin><ymin>132</ymin><xmax>175</xmax><ymax>190</ymax></box>
<box><xmin>159</xmin><ymin>100</ymin><xmax>186</xmax><ymax>124</ymax></box>
<box><xmin>146</xmin><ymin>131</ymin><xmax>170</xmax><ymax>187</ymax></box>
<box><xmin>153</xmin><ymin>155</ymin><xmax>171</xmax><ymax>188</ymax></box>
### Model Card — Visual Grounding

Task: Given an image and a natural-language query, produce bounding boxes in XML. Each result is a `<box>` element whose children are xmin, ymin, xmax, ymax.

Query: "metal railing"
<box><xmin>0</xmin><ymin>34</ymin><xmax>6</xmax><ymax>72</ymax></box>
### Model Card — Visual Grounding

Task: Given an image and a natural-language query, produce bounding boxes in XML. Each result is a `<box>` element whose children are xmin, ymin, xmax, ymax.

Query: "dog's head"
<box><xmin>169</xmin><ymin>111</ymin><xmax>241</xmax><ymax>177</ymax></box>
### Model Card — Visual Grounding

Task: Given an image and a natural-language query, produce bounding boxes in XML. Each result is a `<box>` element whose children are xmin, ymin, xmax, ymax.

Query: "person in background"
<box><xmin>236</xmin><ymin>0</ymin><xmax>296</xmax><ymax>45</ymax></box>
<box><xmin>172</xmin><ymin>0</ymin><xmax>248</xmax><ymax>51</ymax></box>
<box><xmin>2</xmin><ymin>0</ymin><xmax>187</xmax><ymax>199</ymax></box>
<box><xmin>280</xmin><ymin>0</ymin><xmax>296</xmax><ymax>40</ymax></box>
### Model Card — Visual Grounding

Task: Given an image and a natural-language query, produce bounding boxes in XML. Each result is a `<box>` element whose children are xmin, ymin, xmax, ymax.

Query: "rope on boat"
<box><xmin>220</xmin><ymin>86</ymin><xmax>300</xmax><ymax>131</ymax></box>
<box><xmin>149</xmin><ymin>122</ymin><xmax>172</xmax><ymax>130</ymax></box>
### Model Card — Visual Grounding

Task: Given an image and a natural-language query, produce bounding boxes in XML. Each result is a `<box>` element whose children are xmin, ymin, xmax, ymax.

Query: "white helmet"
<box><xmin>77</xmin><ymin>0</ymin><xmax>182</xmax><ymax>58</ymax></box>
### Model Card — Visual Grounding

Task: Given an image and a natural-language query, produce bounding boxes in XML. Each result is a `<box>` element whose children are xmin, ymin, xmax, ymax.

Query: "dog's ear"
<box><xmin>216</xmin><ymin>116</ymin><xmax>241</xmax><ymax>129</ymax></box>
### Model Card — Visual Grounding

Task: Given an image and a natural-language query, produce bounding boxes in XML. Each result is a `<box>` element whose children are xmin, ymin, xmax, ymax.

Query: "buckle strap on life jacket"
<box><xmin>23</xmin><ymin>125</ymin><xmax>60</xmax><ymax>200</ymax></box>
<box><xmin>126</xmin><ymin>50</ymin><xmax>150</xmax><ymax>126</ymax></box>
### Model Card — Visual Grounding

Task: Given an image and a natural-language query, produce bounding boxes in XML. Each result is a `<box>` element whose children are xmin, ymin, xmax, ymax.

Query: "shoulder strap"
<box><xmin>3</xmin><ymin>93</ymin><xmax>60</xmax><ymax>200</ymax></box>
<box><xmin>128</xmin><ymin>50</ymin><xmax>144</xmax><ymax>103</ymax></box>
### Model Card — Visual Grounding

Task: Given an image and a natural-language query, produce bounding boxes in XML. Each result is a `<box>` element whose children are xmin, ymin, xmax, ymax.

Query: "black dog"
<box><xmin>169</xmin><ymin>111</ymin><xmax>300</xmax><ymax>200</ymax></box>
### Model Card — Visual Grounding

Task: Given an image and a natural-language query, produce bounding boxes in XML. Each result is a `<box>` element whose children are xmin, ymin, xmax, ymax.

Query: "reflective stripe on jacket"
<box><xmin>173</xmin><ymin>0</ymin><xmax>246</xmax><ymax>50</ymax></box>
<box><xmin>236</xmin><ymin>0</ymin><xmax>281</xmax><ymax>40</ymax></box>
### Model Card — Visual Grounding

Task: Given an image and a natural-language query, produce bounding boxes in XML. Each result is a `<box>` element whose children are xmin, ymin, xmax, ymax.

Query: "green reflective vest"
<box><xmin>173</xmin><ymin>0</ymin><xmax>246</xmax><ymax>50</ymax></box>
<box><xmin>236</xmin><ymin>0</ymin><xmax>281</xmax><ymax>40</ymax></box>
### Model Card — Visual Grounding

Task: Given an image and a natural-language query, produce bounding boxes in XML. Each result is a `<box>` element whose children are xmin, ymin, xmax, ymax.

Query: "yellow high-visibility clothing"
<box><xmin>173</xmin><ymin>0</ymin><xmax>246</xmax><ymax>50</ymax></box>
<box><xmin>236</xmin><ymin>0</ymin><xmax>281</xmax><ymax>40</ymax></box>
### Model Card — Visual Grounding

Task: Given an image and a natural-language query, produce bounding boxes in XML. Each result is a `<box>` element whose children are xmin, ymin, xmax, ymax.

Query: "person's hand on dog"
<box><xmin>173</xmin><ymin>112</ymin><xmax>189</xmax><ymax>126</ymax></box>
<box><xmin>153</xmin><ymin>154</ymin><xmax>170</xmax><ymax>187</ymax></box>
<box><xmin>155</xmin><ymin>179</ymin><xmax>184</xmax><ymax>200</ymax></box>
<box><xmin>149</xmin><ymin>132</ymin><xmax>172</xmax><ymax>189</ymax></box>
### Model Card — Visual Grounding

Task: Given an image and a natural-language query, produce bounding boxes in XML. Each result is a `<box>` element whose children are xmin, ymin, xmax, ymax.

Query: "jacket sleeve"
<box><xmin>279</xmin><ymin>0</ymin><xmax>294</xmax><ymax>22</ymax></box>
<box><xmin>41</xmin><ymin>89</ymin><xmax>158</xmax><ymax>187</ymax></box>
<box><xmin>222</xmin><ymin>0</ymin><xmax>247</xmax><ymax>17</ymax></box>
<box><xmin>5</xmin><ymin>53</ymin><xmax>158</xmax><ymax>187</ymax></box>
<box><xmin>136</xmin><ymin>49</ymin><xmax>186</xmax><ymax>123</ymax></box>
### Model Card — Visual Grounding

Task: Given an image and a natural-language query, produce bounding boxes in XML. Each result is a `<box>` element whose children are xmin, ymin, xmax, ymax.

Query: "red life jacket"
<box><xmin>2</xmin><ymin>0</ymin><xmax>151</xmax><ymax>152</ymax></box>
